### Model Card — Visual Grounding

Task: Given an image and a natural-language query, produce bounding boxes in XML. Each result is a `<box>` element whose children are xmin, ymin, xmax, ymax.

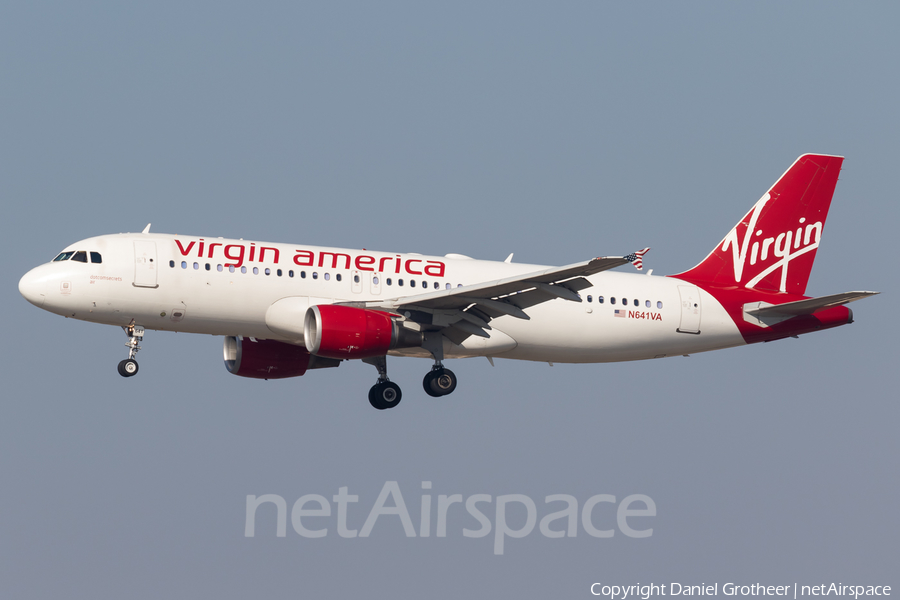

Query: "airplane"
<box><xmin>19</xmin><ymin>154</ymin><xmax>878</xmax><ymax>410</ymax></box>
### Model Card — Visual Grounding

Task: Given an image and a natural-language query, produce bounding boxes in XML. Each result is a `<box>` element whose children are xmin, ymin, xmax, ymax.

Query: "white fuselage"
<box><xmin>19</xmin><ymin>233</ymin><xmax>747</xmax><ymax>363</ymax></box>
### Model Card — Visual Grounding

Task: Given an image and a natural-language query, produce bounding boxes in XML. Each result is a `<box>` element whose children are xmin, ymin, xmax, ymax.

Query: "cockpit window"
<box><xmin>71</xmin><ymin>251</ymin><xmax>88</xmax><ymax>263</ymax></box>
<box><xmin>90</xmin><ymin>252</ymin><xmax>102</xmax><ymax>264</ymax></box>
<box><xmin>53</xmin><ymin>251</ymin><xmax>75</xmax><ymax>262</ymax></box>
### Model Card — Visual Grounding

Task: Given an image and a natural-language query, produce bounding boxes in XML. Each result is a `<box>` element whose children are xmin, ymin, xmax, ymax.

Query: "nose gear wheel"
<box><xmin>118</xmin><ymin>359</ymin><xmax>139</xmax><ymax>377</ymax></box>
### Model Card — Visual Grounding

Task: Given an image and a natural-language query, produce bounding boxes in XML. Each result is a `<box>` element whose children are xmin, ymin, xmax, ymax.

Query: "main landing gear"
<box><xmin>423</xmin><ymin>366</ymin><xmax>457</xmax><ymax>397</ymax></box>
<box><xmin>362</xmin><ymin>334</ymin><xmax>459</xmax><ymax>410</ymax></box>
<box><xmin>363</xmin><ymin>355</ymin><xmax>402</xmax><ymax>410</ymax></box>
<box><xmin>117</xmin><ymin>323</ymin><xmax>144</xmax><ymax>378</ymax></box>
<box><xmin>421</xmin><ymin>332</ymin><xmax>457</xmax><ymax>398</ymax></box>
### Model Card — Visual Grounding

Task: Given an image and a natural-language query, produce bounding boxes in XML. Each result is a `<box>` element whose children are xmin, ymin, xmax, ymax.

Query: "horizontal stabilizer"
<box><xmin>746</xmin><ymin>291</ymin><xmax>879</xmax><ymax>317</ymax></box>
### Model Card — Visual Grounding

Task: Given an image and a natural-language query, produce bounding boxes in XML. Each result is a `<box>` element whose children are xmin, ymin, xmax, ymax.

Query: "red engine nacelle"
<box><xmin>223</xmin><ymin>336</ymin><xmax>311</xmax><ymax>379</ymax></box>
<box><xmin>304</xmin><ymin>305</ymin><xmax>422</xmax><ymax>360</ymax></box>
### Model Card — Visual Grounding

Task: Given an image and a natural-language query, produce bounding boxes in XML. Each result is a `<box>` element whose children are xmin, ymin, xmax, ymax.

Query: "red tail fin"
<box><xmin>674</xmin><ymin>154</ymin><xmax>843</xmax><ymax>295</ymax></box>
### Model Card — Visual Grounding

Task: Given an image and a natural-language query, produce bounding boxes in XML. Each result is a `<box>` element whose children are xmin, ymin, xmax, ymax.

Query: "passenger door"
<box><xmin>677</xmin><ymin>285</ymin><xmax>701</xmax><ymax>334</ymax></box>
<box><xmin>133</xmin><ymin>241</ymin><xmax>158</xmax><ymax>288</ymax></box>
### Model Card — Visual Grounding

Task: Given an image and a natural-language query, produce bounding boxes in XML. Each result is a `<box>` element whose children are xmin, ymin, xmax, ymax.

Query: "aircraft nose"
<box><xmin>19</xmin><ymin>267</ymin><xmax>47</xmax><ymax>308</ymax></box>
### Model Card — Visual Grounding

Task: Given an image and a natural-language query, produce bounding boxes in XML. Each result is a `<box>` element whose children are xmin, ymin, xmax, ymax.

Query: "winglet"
<box><xmin>142</xmin><ymin>223</ymin><xmax>151</xmax><ymax>234</ymax></box>
<box><xmin>625</xmin><ymin>248</ymin><xmax>650</xmax><ymax>270</ymax></box>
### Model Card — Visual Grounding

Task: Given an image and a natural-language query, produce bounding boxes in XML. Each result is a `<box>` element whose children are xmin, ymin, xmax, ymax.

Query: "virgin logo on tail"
<box><xmin>674</xmin><ymin>154</ymin><xmax>843</xmax><ymax>296</ymax></box>
<box><xmin>722</xmin><ymin>193</ymin><xmax>823</xmax><ymax>292</ymax></box>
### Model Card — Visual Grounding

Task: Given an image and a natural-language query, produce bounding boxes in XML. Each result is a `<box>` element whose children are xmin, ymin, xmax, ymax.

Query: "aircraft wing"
<box><xmin>348</xmin><ymin>253</ymin><xmax>644</xmax><ymax>342</ymax></box>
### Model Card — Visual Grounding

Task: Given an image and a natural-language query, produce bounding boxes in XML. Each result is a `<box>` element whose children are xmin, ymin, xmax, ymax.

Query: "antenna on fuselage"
<box><xmin>142</xmin><ymin>223</ymin><xmax>151</xmax><ymax>234</ymax></box>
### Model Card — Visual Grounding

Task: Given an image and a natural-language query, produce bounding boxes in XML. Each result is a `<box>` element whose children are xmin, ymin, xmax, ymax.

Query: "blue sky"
<box><xmin>2</xmin><ymin>2</ymin><xmax>897</xmax><ymax>597</ymax></box>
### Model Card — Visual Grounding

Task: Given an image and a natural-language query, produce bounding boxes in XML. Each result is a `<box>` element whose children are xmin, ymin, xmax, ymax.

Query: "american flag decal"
<box><xmin>624</xmin><ymin>247</ymin><xmax>651</xmax><ymax>270</ymax></box>
<box><xmin>614</xmin><ymin>309</ymin><xmax>626</xmax><ymax>318</ymax></box>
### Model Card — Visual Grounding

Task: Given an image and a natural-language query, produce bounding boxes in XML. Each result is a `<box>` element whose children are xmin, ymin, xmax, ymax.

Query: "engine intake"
<box><xmin>304</xmin><ymin>305</ymin><xmax>422</xmax><ymax>359</ymax></box>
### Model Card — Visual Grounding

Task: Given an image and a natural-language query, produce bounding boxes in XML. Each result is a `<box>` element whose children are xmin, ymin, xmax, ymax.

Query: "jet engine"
<box><xmin>304</xmin><ymin>305</ymin><xmax>422</xmax><ymax>360</ymax></box>
<box><xmin>224</xmin><ymin>336</ymin><xmax>338</xmax><ymax>379</ymax></box>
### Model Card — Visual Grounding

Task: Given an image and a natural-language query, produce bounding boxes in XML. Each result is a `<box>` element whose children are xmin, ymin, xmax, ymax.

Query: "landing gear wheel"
<box><xmin>425</xmin><ymin>368</ymin><xmax>457</xmax><ymax>397</ymax></box>
<box><xmin>368</xmin><ymin>381</ymin><xmax>402</xmax><ymax>410</ymax></box>
<box><xmin>117</xmin><ymin>359</ymin><xmax>139</xmax><ymax>378</ymax></box>
<box><xmin>423</xmin><ymin>371</ymin><xmax>442</xmax><ymax>397</ymax></box>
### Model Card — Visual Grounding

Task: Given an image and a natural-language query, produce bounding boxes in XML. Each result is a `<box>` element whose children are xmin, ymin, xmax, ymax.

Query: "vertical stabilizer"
<box><xmin>674</xmin><ymin>154</ymin><xmax>843</xmax><ymax>295</ymax></box>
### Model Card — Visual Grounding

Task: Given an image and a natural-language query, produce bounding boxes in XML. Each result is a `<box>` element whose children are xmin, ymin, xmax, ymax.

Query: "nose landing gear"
<box><xmin>118</xmin><ymin>323</ymin><xmax>144</xmax><ymax>378</ymax></box>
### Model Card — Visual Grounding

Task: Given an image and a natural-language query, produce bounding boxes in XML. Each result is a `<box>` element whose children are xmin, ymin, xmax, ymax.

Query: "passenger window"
<box><xmin>205</xmin><ymin>263</ymin><xmax>211</xmax><ymax>271</ymax></box>
<box><xmin>587</xmin><ymin>295</ymin><xmax>592</xmax><ymax>303</ymax></box>
<box><xmin>598</xmin><ymin>296</ymin><xmax>604</xmax><ymax>304</ymax></box>
<box><xmin>657</xmin><ymin>301</ymin><xmax>663</xmax><ymax>309</ymax></box>
<box><xmin>354</xmin><ymin>275</ymin><xmax>360</xmax><ymax>283</ymax></box>
<box><xmin>229</xmin><ymin>265</ymin><xmax>235</xmax><ymax>273</ymax></box>
<box><xmin>217</xmin><ymin>265</ymin><xmax>223</xmax><ymax>272</ymax></box>
<box><xmin>72</xmin><ymin>251</ymin><xmax>88</xmax><ymax>263</ymax></box>
<box><xmin>445</xmin><ymin>283</ymin><xmax>451</xmax><ymax>290</ymax></box>
<box><xmin>312</xmin><ymin>272</ymin><xmax>318</xmax><ymax>279</ymax></box>
<box><xmin>634</xmin><ymin>299</ymin><xmax>639</xmax><ymax>307</ymax></box>
<box><xmin>276</xmin><ymin>269</ymin><xmax>281</xmax><ymax>276</ymax></box>
<box><xmin>434</xmin><ymin>282</ymin><xmax>439</xmax><ymax>289</ymax></box>
<box><xmin>611</xmin><ymin>297</ymin><xmax>616</xmax><ymax>305</ymax></box>
<box><xmin>90</xmin><ymin>252</ymin><xmax>102</xmax><ymax>264</ymax></box>
<box><xmin>336</xmin><ymin>274</ymin><xmax>342</xmax><ymax>282</ymax></box>
<box><xmin>645</xmin><ymin>300</ymin><xmax>650</xmax><ymax>308</ymax></box>
<box><xmin>53</xmin><ymin>252</ymin><xmax>75</xmax><ymax>262</ymax></box>
<box><xmin>324</xmin><ymin>273</ymin><xmax>330</xmax><ymax>281</ymax></box>
<box><xmin>386</xmin><ymin>278</ymin><xmax>392</xmax><ymax>286</ymax></box>
<box><xmin>253</xmin><ymin>267</ymin><xmax>259</xmax><ymax>275</ymax></box>
<box><xmin>422</xmin><ymin>281</ymin><xmax>427</xmax><ymax>289</ymax></box>
<box><xmin>265</xmin><ymin>268</ymin><xmax>271</xmax><ymax>276</ymax></box>
<box><xmin>182</xmin><ymin>261</ymin><xmax>188</xmax><ymax>269</ymax></box>
<box><xmin>300</xmin><ymin>271</ymin><xmax>306</xmax><ymax>278</ymax></box>
<box><xmin>398</xmin><ymin>279</ymin><xmax>404</xmax><ymax>286</ymax></box>
<box><xmin>241</xmin><ymin>266</ymin><xmax>247</xmax><ymax>274</ymax></box>
<box><xmin>169</xmin><ymin>260</ymin><xmax>175</xmax><ymax>268</ymax></box>
<box><xmin>622</xmin><ymin>298</ymin><xmax>627</xmax><ymax>305</ymax></box>
<box><xmin>194</xmin><ymin>262</ymin><xmax>199</xmax><ymax>270</ymax></box>
<box><xmin>410</xmin><ymin>279</ymin><xmax>415</xmax><ymax>287</ymax></box>
<box><xmin>373</xmin><ymin>276</ymin><xmax>380</xmax><ymax>285</ymax></box>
